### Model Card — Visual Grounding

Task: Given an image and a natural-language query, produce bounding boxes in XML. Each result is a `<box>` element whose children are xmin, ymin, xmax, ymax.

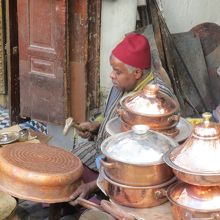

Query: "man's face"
<box><xmin>110</xmin><ymin>55</ymin><xmax>140</xmax><ymax>92</ymax></box>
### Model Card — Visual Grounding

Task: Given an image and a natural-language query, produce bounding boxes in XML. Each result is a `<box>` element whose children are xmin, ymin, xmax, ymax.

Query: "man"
<box><xmin>70</xmin><ymin>33</ymin><xmax>175</xmax><ymax>203</ymax></box>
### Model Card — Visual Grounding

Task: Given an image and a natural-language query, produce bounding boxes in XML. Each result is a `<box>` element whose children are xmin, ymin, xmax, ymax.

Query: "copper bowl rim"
<box><xmin>167</xmin><ymin>182</ymin><xmax>220</xmax><ymax>212</ymax></box>
<box><xmin>163</xmin><ymin>148</ymin><xmax>220</xmax><ymax>176</ymax></box>
<box><xmin>101</xmin><ymin>169</ymin><xmax>177</xmax><ymax>189</ymax></box>
<box><xmin>120</xmin><ymin>92</ymin><xmax>180</xmax><ymax>117</ymax></box>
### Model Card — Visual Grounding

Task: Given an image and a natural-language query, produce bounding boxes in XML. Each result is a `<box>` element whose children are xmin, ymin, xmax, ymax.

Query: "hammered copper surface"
<box><xmin>163</xmin><ymin>113</ymin><xmax>220</xmax><ymax>186</ymax></box>
<box><xmin>98</xmin><ymin>169</ymin><xmax>176</xmax><ymax>208</ymax></box>
<box><xmin>100</xmin><ymin>158</ymin><xmax>174</xmax><ymax>187</ymax></box>
<box><xmin>119</xmin><ymin>85</ymin><xmax>180</xmax><ymax>132</ymax></box>
<box><xmin>164</xmin><ymin>148</ymin><xmax>220</xmax><ymax>186</ymax></box>
<box><xmin>0</xmin><ymin>143</ymin><xmax>83</xmax><ymax>203</ymax></box>
<box><xmin>167</xmin><ymin>182</ymin><xmax>220</xmax><ymax>220</ymax></box>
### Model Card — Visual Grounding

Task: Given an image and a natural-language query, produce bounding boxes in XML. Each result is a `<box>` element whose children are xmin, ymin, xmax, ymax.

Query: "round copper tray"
<box><xmin>0</xmin><ymin>143</ymin><xmax>83</xmax><ymax>203</ymax></box>
<box><xmin>106</xmin><ymin>117</ymin><xmax>192</xmax><ymax>143</ymax></box>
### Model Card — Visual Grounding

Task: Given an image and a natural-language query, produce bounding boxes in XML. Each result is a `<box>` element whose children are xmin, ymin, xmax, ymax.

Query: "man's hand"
<box><xmin>69</xmin><ymin>180</ymin><xmax>98</xmax><ymax>206</ymax></box>
<box><xmin>77</xmin><ymin>121</ymin><xmax>100</xmax><ymax>139</ymax></box>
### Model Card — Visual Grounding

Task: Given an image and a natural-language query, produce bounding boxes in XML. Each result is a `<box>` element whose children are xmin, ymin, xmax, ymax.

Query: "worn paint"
<box><xmin>18</xmin><ymin>0</ymin><xmax>67</xmax><ymax>124</ymax></box>
<box><xmin>69</xmin><ymin>0</ymin><xmax>88</xmax><ymax>122</ymax></box>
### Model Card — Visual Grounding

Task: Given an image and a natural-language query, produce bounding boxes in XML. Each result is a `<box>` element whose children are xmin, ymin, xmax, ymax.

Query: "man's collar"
<box><xmin>133</xmin><ymin>71</ymin><xmax>154</xmax><ymax>92</ymax></box>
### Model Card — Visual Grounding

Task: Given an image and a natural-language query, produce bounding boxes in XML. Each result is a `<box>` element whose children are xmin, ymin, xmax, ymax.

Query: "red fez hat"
<box><xmin>112</xmin><ymin>33</ymin><xmax>151</xmax><ymax>69</ymax></box>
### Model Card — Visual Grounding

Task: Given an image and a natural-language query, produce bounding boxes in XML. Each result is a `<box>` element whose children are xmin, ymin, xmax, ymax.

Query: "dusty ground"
<box><xmin>10</xmin><ymin>200</ymin><xmax>81</xmax><ymax>220</ymax></box>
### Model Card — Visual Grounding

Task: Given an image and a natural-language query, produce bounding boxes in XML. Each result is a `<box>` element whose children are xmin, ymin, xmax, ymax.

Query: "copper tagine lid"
<box><xmin>168</xmin><ymin>182</ymin><xmax>220</xmax><ymax>211</ymax></box>
<box><xmin>121</xmin><ymin>84</ymin><xmax>179</xmax><ymax>116</ymax></box>
<box><xmin>172</xmin><ymin>112</ymin><xmax>220</xmax><ymax>173</ymax></box>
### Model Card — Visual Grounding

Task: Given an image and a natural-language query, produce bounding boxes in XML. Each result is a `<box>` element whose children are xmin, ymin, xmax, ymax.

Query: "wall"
<box><xmin>161</xmin><ymin>0</ymin><xmax>220</xmax><ymax>33</ymax></box>
<box><xmin>100</xmin><ymin>0</ymin><xmax>137</xmax><ymax>98</ymax></box>
<box><xmin>99</xmin><ymin>0</ymin><xmax>220</xmax><ymax>95</ymax></box>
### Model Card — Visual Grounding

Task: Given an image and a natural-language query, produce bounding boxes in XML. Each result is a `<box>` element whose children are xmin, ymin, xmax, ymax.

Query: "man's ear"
<box><xmin>134</xmin><ymin>69</ymin><xmax>143</xmax><ymax>80</ymax></box>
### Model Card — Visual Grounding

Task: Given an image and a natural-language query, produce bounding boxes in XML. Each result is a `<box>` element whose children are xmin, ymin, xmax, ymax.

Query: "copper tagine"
<box><xmin>164</xmin><ymin>112</ymin><xmax>220</xmax><ymax>186</ymax></box>
<box><xmin>172</xmin><ymin>112</ymin><xmax>220</xmax><ymax>173</ymax></box>
<box><xmin>119</xmin><ymin>84</ymin><xmax>180</xmax><ymax>135</ymax></box>
<box><xmin>0</xmin><ymin>143</ymin><xmax>83</xmax><ymax>203</ymax></box>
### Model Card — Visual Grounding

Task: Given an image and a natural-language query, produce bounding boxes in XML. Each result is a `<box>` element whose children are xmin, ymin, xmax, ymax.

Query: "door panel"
<box><xmin>0</xmin><ymin>0</ymin><xmax>7</xmax><ymax>95</ymax></box>
<box><xmin>17</xmin><ymin>0</ymin><xmax>67</xmax><ymax>124</ymax></box>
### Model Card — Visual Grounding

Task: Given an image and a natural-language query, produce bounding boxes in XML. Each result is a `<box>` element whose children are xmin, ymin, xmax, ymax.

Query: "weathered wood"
<box><xmin>0</xmin><ymin>0</ymin><xmax>6</xmax><ymax>95</ymax></box>
<box><xmin>6</xmin><ymin>0</ymin><xmax>20</xmax><ymax>124</ymax></box>
<box><xmin>140</xmin><ymin>25</ymin><xmax>171</xmax><ymax>87</ymax></box>
<box><xmin>69</xmin><ymin>0</ymin><xmax>88</xmax><ymax>122</ymax></box>
<box><xmin>191</xmin><ymin>23</ymin><xmax>220</xmax><ymax>107</ymax></box>
<box><xmin>159</xmin><ymin>22</ymin><xmax>185</xmax><ymax>110</ymax></box>
<box><xmin>173</xmin><ymin>32</ymin><xmax>215</xmax><ymax>112</ymax></box>
<box><xmin>148</xmin><ymin>0</ymin><xmax>166</xmax><ymax>70</ymax></box>
<box><xmin>151</xmin><ymin>0</ymin><xmax>204</xmax><ymax>116</ymax></box>
<box><xmin>18</xmin><ymin>0</ymin><xmax>68</xmax><ymax>124</ymax></box>
<box><xmin>205</xmin><ymin>45</ymin><xmax>220</xmax><ymax>106</ymax></box>
<box><xmin>137</xmin><ymin>5</ymin><xmax>150</xmax><ymax>27</ymax></box>
<box><xmin>87</xmin><ymin>0</ymin><xmax>101</xmax><ymax>110</ymax></box>
<box><xmin>150</xmin><ymin>0</ymin><xmax>185</xmax><ymax>111</ymax></box>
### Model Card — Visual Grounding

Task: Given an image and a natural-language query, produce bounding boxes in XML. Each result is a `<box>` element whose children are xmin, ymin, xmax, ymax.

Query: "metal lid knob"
<box><xmin>132</xmin><ymin>125</ymin><xmax>149</xmax><ymax>135</ymax></box>
<box><xmin>202</xmin><ymin>112</ymin><xmax>212</xmax><ymax>126</ymax></box>
<box><xmin>143</xmin><ymin>84</ymin><xmax>159</xmax><ymax>98</ymax></box>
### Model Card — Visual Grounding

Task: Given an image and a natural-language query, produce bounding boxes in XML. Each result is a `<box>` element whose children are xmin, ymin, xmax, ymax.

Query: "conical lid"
<box><xmin>172</xmin><ymin>113</ymin><xmax>220</xmax><ymax>173</ymax></box>
<box><xmin>121</xmin><ymin>84</ymin><xmax>179</xmax><ymax>116</ymax></box>
<box><xmin>101</xmin><ymin>125</ymin><xmax>177</xmax><ymax>165</ymax></box>
<box><xmin>168</xmin><ymin>182</ymin><xmax>220</xmax><ymax>211</ymax></box>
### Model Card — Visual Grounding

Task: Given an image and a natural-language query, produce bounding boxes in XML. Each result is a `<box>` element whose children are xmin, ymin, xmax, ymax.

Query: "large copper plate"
<box><xmin>0</xmin><ymin>143</ymin><xmax>83</xmax><ymax>203</ymax></box>
<box><xmin>106</xmin><ymin>117</ymin><xmax>192</xmax><ymax>143</ymax></box>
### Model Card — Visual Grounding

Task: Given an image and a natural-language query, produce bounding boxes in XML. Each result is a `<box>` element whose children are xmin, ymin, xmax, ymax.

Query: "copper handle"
<box><xmin>185</xmin><ymin>212</ymin><xmax>220</xmax><ymax>220</ymax></box>
<box><xmin>100</xmin><ymin>159</ymin><xmax>117</xmax><ymax>169</ymax></box>
<box><xmin>117</xmin><ymin>108</ymin><xmax>129</xmax><ymax>120</ymax></box>
<box><xmin>143</xmin><ymin>84</ymin><xmax>159</xmax><ymax>98</ymax></box>
<box><xmin>168</xmin><ymin>114</ymin><xmax>180</xmax><ymax>123</ymax></box>
<box><xmin>154</xmin><ymin>188</ymin><xmax>167</xmax><ymax>200</ymax></box>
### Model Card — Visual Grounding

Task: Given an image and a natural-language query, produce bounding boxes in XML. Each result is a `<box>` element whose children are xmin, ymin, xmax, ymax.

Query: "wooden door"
<box><xmin>17</xmin><ymin>0</ymin><xmax>68</xmax><ymax>124</ymax></box>
<box><xmin>6</xmin><ymin>0</ymin><xmax>20</xmax><ymax>124</ymax></box>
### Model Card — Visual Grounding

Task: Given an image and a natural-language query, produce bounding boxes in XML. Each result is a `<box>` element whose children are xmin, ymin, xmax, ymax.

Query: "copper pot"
<box><xmin>119</xmin><ymin>84</ymin><xmax>180</xmax><ymax>131</ymax></box>
<box><xmin>163</xmin><ymin>113</ymin><xmax>220</xmax><ymax>186</ymax></box>
<box><xmin>100</xmin><ymin>158</ymin><xmax>174</xmax><ymax>187</ymax></box>
<box><xmin>98</xmin><ymin>169</ymin><xmax>176</xmax><ymax>208</ymax></box>
<box><xmin>0</xmin><ymin>143</ymin><xmax>83</xmax><ymax>203</ymax></box>
<box><xmin>101</xmin><ymin>125</ymin><xmax>178</xmax><ymax>186</ymax></box>
<box><xmin>167</xmin><ymin>182</ymin><xmax>220</xmax><ymax>220</ymax></box>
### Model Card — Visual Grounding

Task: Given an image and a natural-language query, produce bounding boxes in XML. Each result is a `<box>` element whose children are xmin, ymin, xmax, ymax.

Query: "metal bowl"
<box><xmin>0</xmin><ymin>132</ymin><xmax>19</xmax><ymax>145</ymax></box>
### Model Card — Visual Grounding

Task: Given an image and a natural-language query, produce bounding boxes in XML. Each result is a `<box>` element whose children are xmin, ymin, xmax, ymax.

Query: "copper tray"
<box><xmin>106</xmin><ymin>117</ymin><xmax>192</xmax><ymax>143</ymax></box>
<box><xmin>0</xmin><ymin>143</ymin><xmax>83</xmax><ymax>203</ymax></box>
